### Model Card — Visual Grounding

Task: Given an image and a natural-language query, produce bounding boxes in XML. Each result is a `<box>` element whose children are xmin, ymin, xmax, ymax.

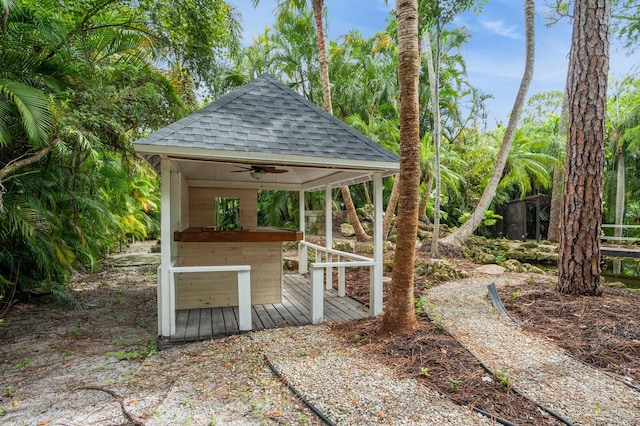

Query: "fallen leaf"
<box><xmin>379</xmin><ymin>410</ymin><xmax>385</xmax><ymax>420</ymax></box>
<box><xmin>37</xmin><ymin>421</ymin><xmax>51</xmax><ymax>426</ymax></box>
<box><xmin>12</xmin><ymin>400</ymin><xmax>19</xmax><ymax>407</ymax></box>
<box><xmin>127</xmin><ymin>400</ymin><xmax>138</xmax><ymax>406</ymax></box>
<box><xmin>266</xmin><ymin>408</ymin><xmax>283</xmax><ymax>418</ymax></box>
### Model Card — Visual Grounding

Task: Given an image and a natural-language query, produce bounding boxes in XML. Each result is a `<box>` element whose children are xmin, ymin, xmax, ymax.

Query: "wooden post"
<box><xmin>311</xmin><ymin>266</ymin><xmax>324</xmax><ymax>324</ymax></box>
<box><xmin>159</xmin><ymin>158</ymin><xmax>172</xmax><ymax>337</ymax></box>
<box><xmin>299</xmin><ymin>189</ymin><xmax>308</xmax><ymax>273</ymax></box>
<box><xmin>338</xmin><ymin>258</ymin><xmax>346</xmax><ymax>297</ymax></box>
<box><xmin>325</xmin><ymin>185</ymin><xmax>333</xmax><ymax>290</ymax></box>
<box><xmin>237</xmin><ymin>270</ymin><xmax>252</xmax><ymax>331</ymax></box>
<box><xmin>371</xmin><ymin>172</ymin><xmax>383</xmax><ymax>316</ymax></box>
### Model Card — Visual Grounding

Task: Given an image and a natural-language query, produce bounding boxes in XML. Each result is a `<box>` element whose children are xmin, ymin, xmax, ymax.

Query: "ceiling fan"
<box><xmin>232</xmin><ymin>165</ymin><xmax>288</xmax><ymax>180</ymax></box>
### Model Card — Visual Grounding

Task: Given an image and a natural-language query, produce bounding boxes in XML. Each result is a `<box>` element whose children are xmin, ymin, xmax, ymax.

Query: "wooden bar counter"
<box><xmin>173</xmin><ymin>227</ymin><xmax>304</xmax><ymax>310</ymax></box>
<box><xmin>174</xmin><ymin>227</ymin><xmax>304</xmax><ymax>243</ymax></box>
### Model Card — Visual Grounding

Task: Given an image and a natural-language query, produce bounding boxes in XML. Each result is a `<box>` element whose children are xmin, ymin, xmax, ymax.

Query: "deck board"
<box><xmin>161</xmin><ymin>274</ymin><xmax>367</xmax><ymax>348</ymax></box>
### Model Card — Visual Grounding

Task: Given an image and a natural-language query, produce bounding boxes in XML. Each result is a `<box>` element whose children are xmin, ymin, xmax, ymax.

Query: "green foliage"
<box><xmin>0</xmin><ymin>0</ymin><xmax>242</xmax><ymax>300</ymax></box>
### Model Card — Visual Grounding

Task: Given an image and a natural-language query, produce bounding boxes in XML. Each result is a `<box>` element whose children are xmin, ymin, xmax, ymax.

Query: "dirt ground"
<box><xmin>1</xmin><ymin>241</ymin><xmax>639</xmax><ymax>425</ymax></box>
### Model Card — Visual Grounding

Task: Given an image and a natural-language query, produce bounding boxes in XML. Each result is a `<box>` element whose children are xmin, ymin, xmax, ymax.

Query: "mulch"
<box><xmin>500</xmin><ymin>280</ymin><xmax>640</xmax><ymax>386</ymax></box>
<box><xmin>333</xmin><ymin>261</ymin><xmax>640</xmax><ymax>425</ymax></box>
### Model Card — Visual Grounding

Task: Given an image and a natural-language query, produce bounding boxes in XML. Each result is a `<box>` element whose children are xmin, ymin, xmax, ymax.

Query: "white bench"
<box><xmin>169</xmin><ymin>265</ymin><xmax>252</xmax><ymax>332</ymax></box>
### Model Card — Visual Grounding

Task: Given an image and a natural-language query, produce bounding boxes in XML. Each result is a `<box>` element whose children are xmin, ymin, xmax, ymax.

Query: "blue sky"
<box><xmin>229</xmin><ymin>0</ymin><xmax>638</xmax><ymax>125</ymax></box>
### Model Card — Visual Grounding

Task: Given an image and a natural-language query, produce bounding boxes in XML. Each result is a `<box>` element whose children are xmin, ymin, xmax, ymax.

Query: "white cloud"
<box><xmin>480</xmin><ymin>19</ymin><xmax>521</xmax><ymax>40</ymax></box>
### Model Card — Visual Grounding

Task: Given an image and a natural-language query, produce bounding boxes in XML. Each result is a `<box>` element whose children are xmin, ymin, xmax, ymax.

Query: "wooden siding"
<box><xmin>188</xmin><ymin>187</ymin><xmax>257</xmax><ymax>229</ymax></box>
<box><xmin>162</xmin><ymin>274</ymin><xmax>367</xmax><ymax>347</ymax></box>
<box><xmin>176</xmin><ymin>241</ymin><xmax>282</xmax><ymax>309</ymax></box>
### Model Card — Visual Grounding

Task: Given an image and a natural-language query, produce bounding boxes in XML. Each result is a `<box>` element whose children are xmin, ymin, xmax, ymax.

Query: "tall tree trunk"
<box><xmin>311</xmin><ymin>0</ymin><xmax>370</xmax><ymax>242</ymax></box>
<box><xmin>441</xmin><ymin>0</ymin><xmax>535</xmax><ymax>248</ymax></box>
<box><xmin>383</xmin><ymin>175</ymin><xmax>399</xmax><ymax>240</ymax></box>
<box><xmin>424</xmin><ymin>29</ymin><xmax>441</xmax><ymax>258</ymax></box>
<box><xmin>547</xmin><ymin>85</ymin><xmax>569</xmax><ymax>243</ymax></box>
<box><xmin>557</xmin><ymin>0</ymin><xmax>610</xmax><ymax>296</ymax></box>
<box><xmin>379</xmin><ymin>0</ymin><xmax>419</xmax><ymax>335</ymax></box>
<box><xmin>613</xmin><ymin>146</ymin><xmax>625</xmax><ymax>274</ymax></box>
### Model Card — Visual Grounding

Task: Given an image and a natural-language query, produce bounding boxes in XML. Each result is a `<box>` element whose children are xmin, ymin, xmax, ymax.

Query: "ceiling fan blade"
<box><xmin>261</xmin><ymin>166</ymin><xmax>288</xmax><ymax>174</ymax></box>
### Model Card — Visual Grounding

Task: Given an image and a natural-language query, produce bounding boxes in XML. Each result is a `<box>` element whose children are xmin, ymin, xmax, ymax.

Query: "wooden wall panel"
<box><xmin>188</xmin><ymin>187</ymin><xmax>257</xmax><ymax>229</ymax></box>
<box><xmin>176</xmin><ymin>242</ymin><xmax>282</xmax><ymax>309</ymax></box>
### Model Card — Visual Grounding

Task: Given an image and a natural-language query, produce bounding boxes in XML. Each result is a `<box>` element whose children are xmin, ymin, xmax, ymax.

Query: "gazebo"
<box><xmin>134</xmin><ymin>74</ymin><xmax>399</xmax><ymax>345</ymax></box>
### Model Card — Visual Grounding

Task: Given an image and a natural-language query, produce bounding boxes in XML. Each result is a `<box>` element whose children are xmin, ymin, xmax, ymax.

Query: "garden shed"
<box><xmin>133</xmin><ymin>74</ymin><xmax>399</xmax><ymax>345</ymax></box>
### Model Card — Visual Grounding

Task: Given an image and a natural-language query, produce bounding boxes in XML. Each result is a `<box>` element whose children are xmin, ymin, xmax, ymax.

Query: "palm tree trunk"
<box><xmin>547</xmin><ymin>62</ymin><xmax>570</xmax><ymax>243</ymax></box>
<box><xmin>311</xmin><ymin>0</ymin><xmax>369</xmax><ymax>241</ymax></box>
<box><xmin>547</xmin><ymin>162</ymin><xmax>564</xmax><ymax>243</ymax></box>
<box><xmin>341</xmin><ymin>186</ymin><xmax>372</xmax><ymax>242</ymax></box>
<box><xmin>423</xmin><ymin>29</ymin><xmax>441</xmax><ymax>258</ymax></box>
<box><xmin>441</xmin><ymin>0</ymin><xmax>535</xmax><ymax>248</ymax></box>
<box><xmin>379</xmin><ymin>0</ymin><xmax>420</xmax><ymax>335</ymax></box>
<box><xmin>383</xmin><ymin>175</ymin><xmax>399</xmax><ymax>239</ymax></box>
<box><xmin>613</xmin><ymin>147</ymin><xmax>625</xmax><ymax>274</ymax></box>
<box><xmin>556</xmin><ymin>0</ymin><xmax>609</xmax><ymax>296</ymax></box>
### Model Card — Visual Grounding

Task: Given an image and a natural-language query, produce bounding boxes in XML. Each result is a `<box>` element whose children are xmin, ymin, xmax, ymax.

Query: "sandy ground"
<box><xmin>0</xmin><ymin>242</ymin><xmax>320</xmax><ymax>425</ymax></box>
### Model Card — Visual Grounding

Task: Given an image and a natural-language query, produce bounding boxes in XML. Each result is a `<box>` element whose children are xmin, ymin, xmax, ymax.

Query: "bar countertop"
<box><xmin>174</xmin><ymin>227</ymin><xmax>304</xmax><ymax>243</ymax></box>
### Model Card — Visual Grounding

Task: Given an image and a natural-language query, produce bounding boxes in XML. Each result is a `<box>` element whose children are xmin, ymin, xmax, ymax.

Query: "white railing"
<box><xmin>168</xmin><ymin>263</ymin><xmax>252</xmax><ymax>334</ymax></box>
<box><xmin>601</xmin><ymin>224</ymin><xmax>640</xmax><ymax>243</ymax></box>
<box><xmin>299</xmin><ymin>240</ymin><xmax>375</xmax><ymax>324</ymax></box>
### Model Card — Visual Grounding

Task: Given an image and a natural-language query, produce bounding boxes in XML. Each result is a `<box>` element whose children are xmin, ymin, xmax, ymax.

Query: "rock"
<box><xmin>414</xmin><ymin>259</ymin><xmax>429</xmax><ymax>276</ymax></box>
<box><xmin>333</xmin><ymin>240</ymin><xmax>355</xmax><ymax>253</ymax></box>
<box><xmin>475</xmin><ymin>264</ymin><xmax>506</xmax><ymax>275</ymax></box>
<box><xmin>425</xmin><ymin>259</ymin><xmax>469</xmax><ymax>281</ymax></box>
<box><xmin>283</xmin><ymin>257</ymin><xmax>298</xmax><ymax>271</ymax></box>
<box><xmin>474</xmin><ymin>252</ymin><xmax>497</xmax><ymax>264</ymax></box>
<box><xmin>502</xmin><ymin>259</ymin><xmax>522</xmax><ymax>272</ymax></box>
<box><xmin>359</xmin><ymin>243</ymin><xmax>374</xmax><ymax>254</ymax></box>
<box><xmin>340</xmin><ymin>223</ymin><xmax>355</xmax><ymax>237</ymax></box>
<box><xmin>520</xmin><ymin>263</ymin><xmax>546</xmax><ymax>275</ymax></box>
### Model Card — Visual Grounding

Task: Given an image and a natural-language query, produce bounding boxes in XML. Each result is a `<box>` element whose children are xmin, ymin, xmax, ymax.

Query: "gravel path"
<box><xmin>253</xmin><ymin>326</ymin><xmax>492</xmax><ymax>425</ymax></box>
<box><xmin>427</xmin><ymin>272</ymin><xmax>640</xmax><ymax>426</ymax></box>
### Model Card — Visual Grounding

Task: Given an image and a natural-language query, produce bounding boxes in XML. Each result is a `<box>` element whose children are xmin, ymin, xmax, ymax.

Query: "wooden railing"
<box><xmin>168</xmin><ymin>263</ymin><xmax>252</xmax><ymax>334</ymax></box>
<box><xmin>299</xmin><ymin>241</ymin><xmax>374</xmax><ymax>324</ymax></box>
<box><xmin>601</xmin><ymin>224</ymin><xmax>640</xmax><ymax>243</ymax></box>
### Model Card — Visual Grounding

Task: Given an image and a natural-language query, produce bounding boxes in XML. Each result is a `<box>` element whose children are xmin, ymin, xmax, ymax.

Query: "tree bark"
<box><xmin>341</xmin><ymin>186</ymin><xmax>372</xmax><ymax>242</ymax></box>
<box><xmin>613</xmin><ymin>147</ymin><xmax>625</xmax><ymax>274</ymax></box>
<box><xmin>557</xmin><ymin>0</ymin><xmax>610</xmax><ymax>296</ymax></box>
<box><xmin>547</xmin><ymin>85</ymin><xmax>569</xmax><ymax>243</ymax></box>
<box><xmin>310</xmin><ymin>0</ymin><xmax>370</xmax><ymax>241</ymax></box>
<box><xmin>0</xmin><ymin>138</ymin><xmax>59</xmax><ymax>183</ymax></box>
<box><xmin>383</xmin><ymin>175</ymin><xmax>399</xmax><ymax>239</ymax></box>
<box><xmin>423</xmin><ymin>29</ymin><xmax>441</xmax><ymax>258</ymax></box>
<box><xmin>379</xmin><ymin>0</ymin><xmax>419</xmax><ymax>335</ymax></box>
<box><xmin>441</xmin><ymin>0</ymin><xmax>535</xmax><ymax>248</ymax></box>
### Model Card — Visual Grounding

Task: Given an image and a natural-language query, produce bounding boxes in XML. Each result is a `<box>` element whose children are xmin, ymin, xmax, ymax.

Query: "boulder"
<box><xmin>340</xmin><ymin>223</ymin><xmax>355</xmax><ymax>237</ymax></box>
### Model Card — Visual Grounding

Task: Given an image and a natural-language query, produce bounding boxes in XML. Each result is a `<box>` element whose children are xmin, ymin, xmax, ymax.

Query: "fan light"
<box><xmin>250</xmin><ymin>170</ymin><xmax>266</xmax><ymax>180</ymax></box>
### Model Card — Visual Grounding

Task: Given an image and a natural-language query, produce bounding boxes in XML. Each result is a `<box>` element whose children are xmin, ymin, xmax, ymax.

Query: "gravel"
<box><xmin>427</xmin><ymin>271</ymin><xmax>640</xmax><ymax>426</ymax></box>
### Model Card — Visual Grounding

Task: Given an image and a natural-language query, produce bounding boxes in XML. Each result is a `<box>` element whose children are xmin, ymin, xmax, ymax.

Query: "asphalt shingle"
<box><xmin>134</xmin><ymin>74</ymin><xmax>398</xmax><ymax>164</ymax></box>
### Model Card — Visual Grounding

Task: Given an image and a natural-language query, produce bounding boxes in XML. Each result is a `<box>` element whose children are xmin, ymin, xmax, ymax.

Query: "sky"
<box><xmin>229</xmin><ymin>0</ymin><xmax>639</xmax><ymax>126</ymax></box>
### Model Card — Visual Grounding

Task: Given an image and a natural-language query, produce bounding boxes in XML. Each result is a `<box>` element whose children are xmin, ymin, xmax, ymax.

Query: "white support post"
<box><xmin>310</xmin><ymin>266</ymin><xmax>324</xmax><ymax>324</ymax></box>
<box><xmin>371</xmin><ymin>172</ymin><xmax>384</xmax><ymax>316</ymax></box>
<box><xmin>338</xmin><ymin>255</ymin><xmax>346</xmax><ymax>297</ymax></box>
<box><xmin>156</xmin><ymin>265</ymin><xmax>162</xmax><ymax>336</ymax></box>
<box><xmin>159</xmin><ymin>158</ymin><xmax>173</xmax><ymax>337</ymax></box>
<box><xmin>237</xmin><ymin>270</ymin><xmax>252</xmax><ymax>331</ymax></box>
<box><xmin>325</xmin><ymin>185</ymin><xmax>333</xmax><ymax>290</ymax></box>
<box><xmin>299</xmin><ymin>190</ymin><xmax>308</xmax><ymax>274</ymax></box>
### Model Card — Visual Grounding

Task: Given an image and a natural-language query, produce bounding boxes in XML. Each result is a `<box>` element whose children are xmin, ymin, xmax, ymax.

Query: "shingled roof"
<box><xmin>134</xmin><ymin>74</ymin><xmax>398</xmax><ymax>165</ymax></box>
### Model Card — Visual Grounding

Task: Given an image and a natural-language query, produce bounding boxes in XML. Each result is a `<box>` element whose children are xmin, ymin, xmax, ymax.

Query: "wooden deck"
<box><xmin>160</xmin><ymin>274</ymin><xmax>367</xmax><ymax>348</ymax></box>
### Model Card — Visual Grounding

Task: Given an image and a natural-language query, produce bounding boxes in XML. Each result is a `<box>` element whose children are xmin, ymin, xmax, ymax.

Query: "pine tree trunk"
<box><xmin>441</xmin><ymin>0</ymin><xmax>535</xmax><ymax>248</ymax></box>
<box><xmin>557</xmin><ymin>0</ymin><xmax>610</xmax><ymax>296</ymax></box>
<box><xmin>379</xmin><ymin>0</ymin><xmax>419</xmax><ymax>335</ymax></box>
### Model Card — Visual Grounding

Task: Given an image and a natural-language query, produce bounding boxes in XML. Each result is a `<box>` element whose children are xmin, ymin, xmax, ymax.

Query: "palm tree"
<box><xmin>379</xmin><ymin>0</ymin><xmax>420</xmax><ymax>335</ymax></box>
<box><xmin>441</xmin><ymin>0</ymin><xmax>536</xmax><ymax>248</ymax></box>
